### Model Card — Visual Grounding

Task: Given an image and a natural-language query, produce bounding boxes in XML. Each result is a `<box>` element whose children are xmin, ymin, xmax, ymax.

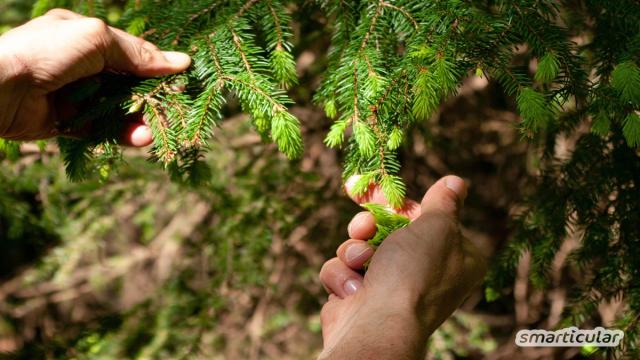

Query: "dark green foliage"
<box><xmin>32</xmin><ymin>0</ymin><xmax>305</xmax><ymax>182</ymax></box>
<box><xmin>0</xmin><ymin>133</ymin><xmax>332</xmax><ymax>358</ymax></box>
<box><xmin>516</xmin><ymin>87</ymin><xmax>555</xmax><ymax>132</ymax></box>
<box><xmin>534</xmin><ymin>53</ymin><xmax>560</xmax><ymax>84</ymax></box>
<box><xmin>611</xmin><ymin>61</ymin><xmax>640</xmax><ymax>105</ymax></box>
<box><xmin>482</xmin><ymin>1</ymin><xmax>640</xmax><ymax>355</ymax></box>
<box><xmin>0</xmin><ymin>164</ymin><xmax>60</xmax><ymax>278</ymax></box>
<box><xmin>33</xmin><ymin>0</ymin><xmax>638</xmax><ymax>207</ymax></box>
<box><xmin>623</xmin><ymin>113</ymin><xmax>640</xmax><ymax>148</ymax></box>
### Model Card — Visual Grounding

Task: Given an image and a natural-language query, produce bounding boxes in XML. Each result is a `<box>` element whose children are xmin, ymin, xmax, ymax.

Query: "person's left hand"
<box><xmin>0</xmin><ymin>9</ymin><xmax>191</xmax><ymax>144</ymax></box>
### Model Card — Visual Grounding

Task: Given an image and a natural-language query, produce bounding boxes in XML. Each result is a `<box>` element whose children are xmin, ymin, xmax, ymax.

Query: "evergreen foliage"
<box><xmin>2</xmin><ymin>0</ymin><xmax>640</xmax><ymax>356</ymax></box>
<box><xmin>361</xmin><ymin>203</ymin><xmax>410</xmax><ymax>247</ymax></box>
<box><xmin>0</xmin><ymin>132</ymin><xmax>335</xmax><ymax>358</ymax></box>
<box><xmin>24</xmin><ymin>0</ymin><xmax>640</xmax><ymax>208</ymax></box>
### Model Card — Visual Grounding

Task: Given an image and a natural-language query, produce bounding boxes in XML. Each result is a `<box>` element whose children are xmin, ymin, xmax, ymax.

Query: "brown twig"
<box><xmin>381</xmin><ymin>1</ymin><xmax>419</xmax><ymax>30</ymax></box>
<box><xmin>172</xmin><ymin>2</ymin><xmax>218</xmax><ymax>46</ymax></box>
<box><xmin>222</xmin><ymin>75</ymin><xmax>286</xmax><ymax>112</ymax></box>
<box><xmin>230</xmin><ymin>29</ymin><xmax>254</xmax><ymax>77</ymax></box>
<box><xmin>266</xmin><ymin>0</ymin><xmax>284</xmax><ymax>49</ymax></box>
<box><xmin>234</xmin><ymin>0</ymin><xmax>261</xmax><ymax>20</ymax></box>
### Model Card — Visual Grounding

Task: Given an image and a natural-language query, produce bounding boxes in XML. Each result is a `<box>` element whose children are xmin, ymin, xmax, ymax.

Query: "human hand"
<box><xmin>0</xmin><ymin>9</ymin><xmax>191</xmax><ymax>144</ymax></box>
<box><xmin>318</xmin><ymin>175</ymin><xmax>487</xmax><ymax>359</ymax></box>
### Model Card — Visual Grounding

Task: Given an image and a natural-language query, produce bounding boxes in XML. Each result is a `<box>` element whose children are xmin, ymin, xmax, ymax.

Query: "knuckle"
<box><xmin>136</xmin><ymin>42</ymin><xmax>160</xmax><ymax>64</ymax></box>
<box><xmin>318</xmin><ymin>258</ymin><xmax>333</xmax><ymax>280</ymax></box>
<box><xmin>336</xmin><ymin>239</ymin><xmax>357</xmax><ymax>258</ymax></box>
<box><xmin>336</xmin><ymin>242</ymin><xmax>346</xmax><ymax>258</ymax></box>
<box><xmin>44</xmin><ymin>8</ymin><xmax>71</xmax><ymax>18</ymax></box>
<box><xmin>319</xmin><ymin>258</ymin><xmax>340</xmax><ymax>282</ymax></box>
<box><xmin>80</xmin><ymin>18</ymin><xmax>109</xmax><ymax>37</ymax></box>
<box><xmin>76</xmin><ymin>18</ymin><xmax>112</xmax><ymax>52</ymax></box>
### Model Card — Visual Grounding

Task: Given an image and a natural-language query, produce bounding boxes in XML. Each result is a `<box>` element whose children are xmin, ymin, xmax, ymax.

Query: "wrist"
<box><xmin>320</xmin><ymin>295</ymin><xmax>429</xmax><ymax>360</ymax></box>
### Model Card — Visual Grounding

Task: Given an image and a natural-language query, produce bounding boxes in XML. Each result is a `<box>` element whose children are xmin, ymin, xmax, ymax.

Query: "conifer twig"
<box><xmin>266</xmin><ymin>0</ymin><xmax>284</xmax><ymax>49</ymax></box>
<box><xmin>230</xmin><ymin>29</ymin><xmax>254</xmax><ymax>77</ymax></box>
<box><xmin>205</xmin><ymin>35</ymin><xmax>224</xmax><ymax>77</ymax></box>
<box><xmin>191</xmin><ymin>81</ymin><xmax>223</xmax><ymax>145</ymax></box>
<box><xmin>234</xmin><ymin>0</ymin><xmax>261</xmax><ymax>19</ymax></box>
<box><xmin>360</xmin><ymin>2</ymin><xmax>383</xmax><ymax>52</ymax></box>
<box><xmin>353</xmin><ymin>69</ymin><xmax>360</xmax><ymax>122</ymax></box>
<box><xmin>145</xmin><ymin>97</ymin><xmax>175</xmax><ymax>161</ymax></box>
<box><xmin>172</xmin><ymin>2</ymin><xmax>218</xmax><ymax>46</ymax></box>
<box><xmin>380</xmin><ymin>1</ymin><xmax>419</xmax><ymax>30</ymax></box>
<box><xmin>222</xmin><ymin>75</ymin><xmax>286</xmax><ymax>112</ymax></box>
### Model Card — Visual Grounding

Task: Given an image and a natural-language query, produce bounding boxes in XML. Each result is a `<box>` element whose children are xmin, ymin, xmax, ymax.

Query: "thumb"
<box><xmin>364</xmin><ymin>176</ymin><xmax>472</xmax><ymax>304</ymax></box>
<box><xmin>420</xmin><ymin>175</ymin><xmax>467</xmax><ymax>218</ymax></box>
<box><xmin>104</xmin><ymin>27</ymin><xmax>191</xmax><ymax>77</ymax></box>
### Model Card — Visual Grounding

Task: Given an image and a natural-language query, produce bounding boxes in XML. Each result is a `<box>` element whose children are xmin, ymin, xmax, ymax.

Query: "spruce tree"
<box><xmin>2</xmin><ymin>0</ymin><xmax>640</xmax><ymax>357</ymax></box>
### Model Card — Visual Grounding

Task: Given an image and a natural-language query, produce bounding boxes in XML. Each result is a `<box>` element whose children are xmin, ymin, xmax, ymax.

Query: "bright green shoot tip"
<box><xmin>361</xmin><ymin>203</ymin><xmax>411</xmax><ymax>247</ymax></box>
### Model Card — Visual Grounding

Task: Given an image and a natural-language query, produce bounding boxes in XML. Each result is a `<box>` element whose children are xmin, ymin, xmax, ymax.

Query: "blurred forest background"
<box><xmin>0</xmin><ymin>0</ymin><xmax>625</xmax><ymax>359</ymax></box>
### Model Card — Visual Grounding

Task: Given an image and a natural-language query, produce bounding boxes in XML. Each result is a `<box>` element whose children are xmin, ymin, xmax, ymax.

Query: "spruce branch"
<box><xmin>235</xmin><ymin>0</ymin><xmax>261</xmax><ymax>19</ymax></box>
<box><xmin>612</xmin><ymin>61</ymin><xmax>640</xmax><ymax>105</ymax></box>
<box><xmin>230</xmin><ymin>28</ymin><xmax>254</xmax><ymax>76</ymax></box>
<box><xmin>144</xmin><ymin>96</ymin><xmax>177</xmax><ymax>162</ymax></box>
<box><xmin>267</xmin><ymin>1</ymin><xmax>284</xmax><ymax>48</ymax></box>
<box><xmin>380</xmin><ymin>1</ymin><xmax>418</xmax><ymax>31</ymax></box>
<box><xmin>171</xmin><ymin>2</ymin><xmax>218</xmax><ymax>46</ymax></box>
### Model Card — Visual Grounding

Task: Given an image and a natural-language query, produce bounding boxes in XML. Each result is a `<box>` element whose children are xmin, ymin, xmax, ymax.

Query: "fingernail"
<box><xmin>344</xmin><ymin>279</ymin><xmax>362</xmax><ymax>296</ymax></box>
<box><xmin>161</xmin><ymin>51</ymin><xmax>191</xmax><ymax>68</ymax></box>
<box><xmin>444</xmin><ymin>176</ymin><xmax>467</xmax><ymax>200</ymax></box>
<box><xmin>344</xmin><ymin>175</ymin><xmax>361</xmax><ymax>195</ymax></box>
<box><xmin>345</xmin><ymin>242</ymin><xmax>373</xmax><ymax>263</ymax></box>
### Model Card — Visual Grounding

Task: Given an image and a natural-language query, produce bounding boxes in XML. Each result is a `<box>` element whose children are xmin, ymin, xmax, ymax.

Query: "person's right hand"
<box><xmin>0</xmin><ymin>9</ymin><xmax>191</xmax><ymax>144</ymax></box>
<box><xmin>319</xmin><ymin>175</ymin><xmax>487</xmax><ymax>360</ymax></box>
